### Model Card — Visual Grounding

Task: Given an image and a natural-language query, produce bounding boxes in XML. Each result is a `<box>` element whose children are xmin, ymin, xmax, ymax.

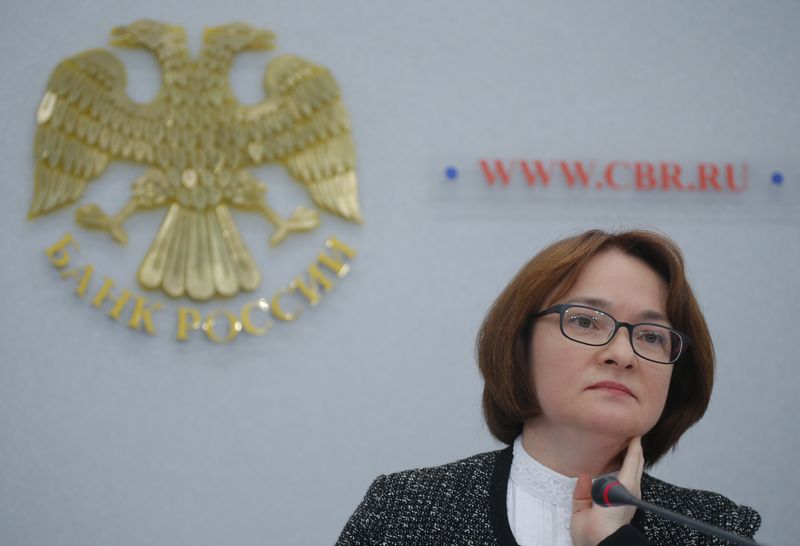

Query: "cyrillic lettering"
<box><xmin>45</xmin><ymin>233</ymin><xmax>78</xmax><ymax>269</ymax></box>
<box><xmin>59</xmin><ymin>264</ymin><xmax>94</xmax><ymax>297</ymax></box>
<box><xmin>292</xmin><ymin>238</ymin><xmax>357</xmax><ymax>305</ymax></box>
<box><xmin>128</xmin><ymin>296</ymin><xmax>162</xmax><ymax>335</ymax></box>
<box><xmin>324</xmin><ymin>236</ymin><xmax>357</xmax><ymax>267</ymax></box>
<box><xmin>292</xmin><ymin>265</ymin><xmax>333</xmax><ymax>306</ymax></box>
<box><xmin>241</xmin><ymin>299</ymin><xmax>273</xmax><ymax>336</ymax></box>
<box><xmin>91</xmin><ymin>278</ymin><xmax>132</xmax><ymax>320</ymax></box>
<box><xmin>271</xmin><ymin>288</ymin><xmax>302</xmax><ymax>321</ymax></box>
<box><xmin>203</xmin><ymin>310</ymin><xmax>241</xmax><ymax>343</ymax></box>
<box><xmin>176</xmin><ymin>307</ymin><xmax>202</xmax><ymax>341</ymax></box>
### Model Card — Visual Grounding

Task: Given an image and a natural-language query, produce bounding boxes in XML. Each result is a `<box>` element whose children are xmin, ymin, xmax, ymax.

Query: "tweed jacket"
<box><xmin>336</xmin><ymin>446</ymin><xmax>761</xmax><ymax>545</ymax></box>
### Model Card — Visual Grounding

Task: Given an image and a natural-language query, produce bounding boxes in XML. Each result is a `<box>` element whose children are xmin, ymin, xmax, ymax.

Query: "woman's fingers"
<box><xmin>570</xmin><ymin>441</ymin><xmax>644</xmax><ymax>546</ymax></box>
<box><xmin>617</xmin><ymin>436</ymin><xmax>644</xmax><ymax>497</ymax></box>
<box><xmin>572</xmin><ymin>473</ymin><xmax>594</xmax><ymax>514</ymax></box>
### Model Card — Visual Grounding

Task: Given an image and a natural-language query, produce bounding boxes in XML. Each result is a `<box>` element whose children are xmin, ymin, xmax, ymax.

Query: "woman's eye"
<box><xmin>639</xmin><ymin>331</ymin><xmax>664</xmax><ymax>345</ymax></box>
<box><xmin>569</xmin><ymin>315</ymin><xmax>595</xmax><ymax>329</ymax></box>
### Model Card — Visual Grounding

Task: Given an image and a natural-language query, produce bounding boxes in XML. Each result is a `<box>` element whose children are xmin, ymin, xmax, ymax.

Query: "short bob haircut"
<box><xmin>477</xmin><ymin>229</ymin><xmax>714</xmax><ymax>467</ymax></box>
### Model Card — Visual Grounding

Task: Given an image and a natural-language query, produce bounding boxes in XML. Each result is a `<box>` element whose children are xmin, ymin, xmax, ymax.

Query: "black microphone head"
<box><xmin>591</xmin><ymin>474</ymin><xmax>636</xmax><ymax>507</ymax></box>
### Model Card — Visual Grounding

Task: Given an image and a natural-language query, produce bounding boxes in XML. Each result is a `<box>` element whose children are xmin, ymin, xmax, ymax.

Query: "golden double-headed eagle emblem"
<box><xmin>31</xmin><ymin>20</ymin><xmax>361</xmax><ymax>301</ymax></box>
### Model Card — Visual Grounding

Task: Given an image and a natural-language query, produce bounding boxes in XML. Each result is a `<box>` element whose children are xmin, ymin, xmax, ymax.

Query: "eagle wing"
<box><xmin>236</xmin><ymin>55</ymin><xmax>362</xmax><ymax>222</ymax></box>
<box><xmin>30</xmin><ymin>49</ymin><xmax>163</xmax><ymax>218</ymax></box>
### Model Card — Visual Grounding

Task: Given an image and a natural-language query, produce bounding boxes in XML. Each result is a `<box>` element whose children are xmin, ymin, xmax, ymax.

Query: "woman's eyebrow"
<box><xmin>568</xmin><ymin>296</ymin><xmax>610</xmax><ymax>309</ymax></box>
<box><xmin>639</xmin><ymin>309</ymin><xmax>670</xmax><ymax>323</ymax></box>
<box><xmin>569</xmin><ymin>296</ymin><xmax>669</xmax><ymax>323</ymax></box>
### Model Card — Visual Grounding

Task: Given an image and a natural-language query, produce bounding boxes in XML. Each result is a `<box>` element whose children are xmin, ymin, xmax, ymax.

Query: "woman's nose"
<box><xmin>600</xmin><ymin>327</ymin><xmax>638</xmax><ymax>368</ymax></box>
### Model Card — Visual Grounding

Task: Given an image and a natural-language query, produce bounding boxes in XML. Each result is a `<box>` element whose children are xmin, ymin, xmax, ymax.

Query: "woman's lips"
<box><xmin>587</xmin><ymin>381</ymin><xmax>636</xmax><ymax>398</ymax></box>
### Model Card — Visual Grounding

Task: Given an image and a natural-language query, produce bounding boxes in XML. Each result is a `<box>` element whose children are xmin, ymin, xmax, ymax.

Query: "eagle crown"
<box><xmin>203</xmin><ymin>22</ymin><xmax>276</xmax><ymax>53</ymax></box>
<box><xmin>110</xmin><ymin>20</ymin><xmax>187</xmax><ymax>55</ymax></box>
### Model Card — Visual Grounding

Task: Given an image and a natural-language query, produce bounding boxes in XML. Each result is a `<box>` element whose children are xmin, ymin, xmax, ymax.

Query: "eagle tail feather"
<box><xmin>215</xmin><ymin>205</ymin><xmax>260</xmax><ymax>291</ymax></box>
<box><xmin>138</xmin><ymin>204</ymin><xmax>260</xmax><ymax>300</ymax></box>
<box><xmin>185</xmin><ymin>209</ymin><xmax>215</xmax><ymax>301</ymax></box>
<box><xmin>206</xmin><ymin>207</ymin><xmax>239</xmax><ymax>297</ymax></box>
<box><xmin>161</xmin><ymin>206</ymin><xmax>190</xmax><ymax>298</ymax></box>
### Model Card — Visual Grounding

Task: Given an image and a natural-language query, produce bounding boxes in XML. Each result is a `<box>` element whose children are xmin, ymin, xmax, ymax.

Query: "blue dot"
<box><xmin>771</xmin><ymin>172</ymin><xmax>784</xmax><ymax>185</ymax></box>
<box><xmin>445</xmin><ymin>166</ymin><xmax>459</xmax><ymax>180</ymax></box>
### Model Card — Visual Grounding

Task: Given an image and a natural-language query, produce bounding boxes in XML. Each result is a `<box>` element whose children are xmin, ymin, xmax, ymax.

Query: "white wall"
<box><xmin>1</xmin><ymin>2</ymin><xmax>797</xmax><ymax>545</ymax></box>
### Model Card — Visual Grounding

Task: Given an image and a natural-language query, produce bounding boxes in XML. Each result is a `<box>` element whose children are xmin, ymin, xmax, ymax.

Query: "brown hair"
<box><xmin>476</xmin><ymin>229</ymin><xmax>714</xmax><ymax>466</ymax></box>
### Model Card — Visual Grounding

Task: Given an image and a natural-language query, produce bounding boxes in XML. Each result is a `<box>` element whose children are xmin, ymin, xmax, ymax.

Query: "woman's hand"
<box><xmin>570</xmin><ymin>436</ymin><xmax>644</xmax><ymax>546</ymax></box>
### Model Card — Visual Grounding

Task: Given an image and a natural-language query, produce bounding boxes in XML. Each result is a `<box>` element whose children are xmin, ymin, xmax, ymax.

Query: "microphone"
<box><xmin>591</xmin><ymin>475</ymin><xmax>764</xmax><ymax>546</ymax></box>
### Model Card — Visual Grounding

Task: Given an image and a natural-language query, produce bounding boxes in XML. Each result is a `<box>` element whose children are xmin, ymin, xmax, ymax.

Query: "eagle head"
<box><xmin>110</xmin><ymin>19</ymin><xmax>187</xmax><ymax>50</ymax></box>
<box><xmin>203</xmin><ymin>22</ymin><xmax>275</xmax><ymax>52</ymax></box>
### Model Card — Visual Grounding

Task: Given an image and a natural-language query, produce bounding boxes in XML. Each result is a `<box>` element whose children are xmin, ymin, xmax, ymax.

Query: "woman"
<box><xmin>337</xmin><ymin>229</ymin><xmax>761</xmax><ymax>546</ymax></box>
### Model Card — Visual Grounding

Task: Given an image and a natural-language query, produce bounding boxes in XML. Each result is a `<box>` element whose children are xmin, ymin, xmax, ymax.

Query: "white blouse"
<box><xmin>507</xmin><ymin>436</ymin><xmax>578</xmax><ymax>546</ymax></box>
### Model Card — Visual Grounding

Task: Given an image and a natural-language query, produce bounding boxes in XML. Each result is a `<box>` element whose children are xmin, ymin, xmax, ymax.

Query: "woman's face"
<box><xmin>529</xmin><ymin>248</ymin><xmax>673</xmax><ymax>439</ymax></box>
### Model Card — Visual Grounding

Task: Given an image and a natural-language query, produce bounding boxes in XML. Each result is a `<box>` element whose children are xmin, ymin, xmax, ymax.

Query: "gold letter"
<box><xmin>241</xmin><ymin>299</ymin><xmax>273</xmax><ymax>336</ymax></box>
<box><xmin>91</xmin><ymin>277</ymin><xmax>132</xmax><ymax>320</ymax></box>
<box><xmin>59</xmin><ymin>264</ymin><xmax>94</xmax><ymax>298</ymax></box>
<box><xmin>271</xmin><ymin>288</ymin><xmax>302</xmax><ymax>321</ymax></box>
<box><xmin>291</xmin><ymin>265</ymin><xmax>334</xmax><ymax>306</ymax></box>
<box><xmin>45</xmin><ymin>233</ymin><xmax>78</xmax><ymax>269</ymax></box>
<box><xmin>324</xmin><ymin>236</ymin><xmax>357</xmax><ymax>262</ymax></box>
<box><xmin>128</xmin><ymin>296</ymin><xmax>163</xmax><ymax>335</ymax></box>
<box><xmin>176</xmin><ymin>307</ymin><xmax>202</xmax><ymax>341</ymax></box>
<box><xmin>320</xmin><ymin>236</ymin><xmax>357</xmax><ymax>278</ymax></box>
<box><xmin>290</xmin><ymin>237</ymin><xmax>357</xmax><ymax>306</ymax></box>
<box><xmin>203</xmin><ymin>310</ymin><xmax>241</xmax><ymax>343</ymax></box>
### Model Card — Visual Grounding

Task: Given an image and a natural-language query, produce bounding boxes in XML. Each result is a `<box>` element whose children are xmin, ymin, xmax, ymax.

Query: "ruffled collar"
<box><xmin>510</xmin><ymin>436</ymin><xmax>577</xmax><ymax>508</ymax></box>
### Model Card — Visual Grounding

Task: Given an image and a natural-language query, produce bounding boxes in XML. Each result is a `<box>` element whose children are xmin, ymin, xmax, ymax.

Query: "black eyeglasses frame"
<box><xmin>532</xmin><ymin>303</ymin><xmax>691</xmax><ymax>365</ymax></box>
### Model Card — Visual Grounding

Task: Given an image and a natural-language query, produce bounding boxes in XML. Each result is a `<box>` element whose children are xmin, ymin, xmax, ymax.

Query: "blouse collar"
<box><xmin>510</xmin><ymin>435</ymin><xmax>577</xmax><ymax>508</ymax></box>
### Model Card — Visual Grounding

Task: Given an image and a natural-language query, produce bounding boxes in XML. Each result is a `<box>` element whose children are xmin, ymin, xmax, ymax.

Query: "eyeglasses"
<box><xmin>533</xmin><ymin>303</ymin><xmax>690</xmax><ymax>364</ymax></box>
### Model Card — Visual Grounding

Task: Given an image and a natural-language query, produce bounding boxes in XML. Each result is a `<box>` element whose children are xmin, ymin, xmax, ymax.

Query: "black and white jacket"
<box><xmin>336</xmin><ymin>447</ymin><xmax>760</xmax><ymax>545</ymax></box>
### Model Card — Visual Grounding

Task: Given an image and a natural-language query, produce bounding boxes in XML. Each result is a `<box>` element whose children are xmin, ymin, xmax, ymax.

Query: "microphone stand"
<box><xmin>592</xmin><ymin>475</ymin><xmax>766</xmax><ymax>546</ymax></box>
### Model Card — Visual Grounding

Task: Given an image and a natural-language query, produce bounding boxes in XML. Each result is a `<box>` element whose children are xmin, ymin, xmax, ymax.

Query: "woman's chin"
<box><xmin>576</xmin><ymin>409</ymin><xmax>651</xmax><ymax>438</ymax></box>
